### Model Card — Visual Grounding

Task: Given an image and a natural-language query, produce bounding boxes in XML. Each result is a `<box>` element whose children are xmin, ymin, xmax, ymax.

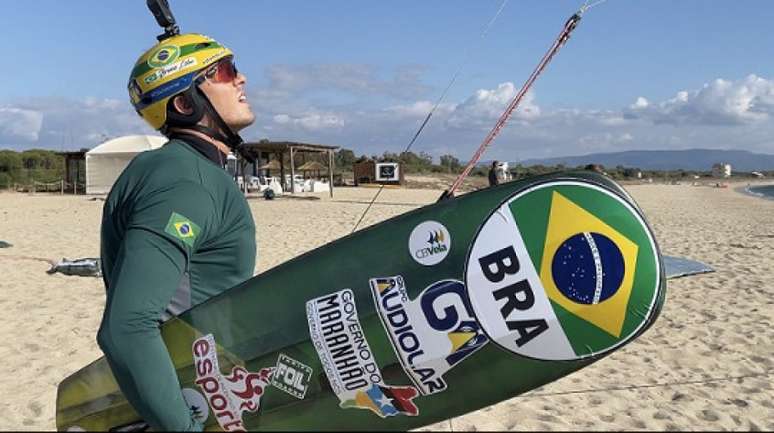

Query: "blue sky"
<box><xmin>1</xmin><ymin>0</ymin><xmax>772</xmax><ymax>161</ymax></box>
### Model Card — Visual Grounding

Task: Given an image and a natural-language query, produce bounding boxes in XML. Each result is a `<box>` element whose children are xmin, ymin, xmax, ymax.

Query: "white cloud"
<box><xmin>3</xmin><ymin>74</ymin><xmax>773</xmax><ymax>161</ymax></box>
<box><xmin>0</xmin><ymin>97</ymin><xmax>151</xmax><ymax>151</ymax></box>
<box><xmin>247</xmin><ymin>74</ymin><xmax>774</xmax><ymax>160</ymax></box>
<box><xmin>82</xmin><ymin>97</ymin><xmax>125</xmax><ymax>111</ymax></box>
<box><xmin>385</xmin><ymin>101</ymin><xmax>455</xmax><ymax>118</ymax></box>
<box><xmin>0</xmin><ymin>107</ymin><xmax>43</xmax><ymax>142</ymax></box>
<box><xmin>626</xmin><ymin>74</ymin><xmax>774</xmax><ymax>125</ymax></box>
<box><xmin>446</xmin><ymin>82</ymin><xmax>541</xmax><ymax>129</ymax></box>
<box><xmin>272</xmin><ymin>114</ymin><xmax>291</xmax><ymax>124</ymax></box>
<box><xmin>631</xmin><ymin>97</ymin><xmax>649</xmax><ymax>109</ymax></box>
<box><xmin>272</xmin><ymin>111</ymin><xmax>346</xmax><ymax>131</ymax></box>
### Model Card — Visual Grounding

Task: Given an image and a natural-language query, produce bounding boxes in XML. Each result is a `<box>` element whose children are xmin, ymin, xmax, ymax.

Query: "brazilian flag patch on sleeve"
<box><xmin>164</xmin><ymin>212</ymin><xmax>201</xmax><ymax>247</ymax></box>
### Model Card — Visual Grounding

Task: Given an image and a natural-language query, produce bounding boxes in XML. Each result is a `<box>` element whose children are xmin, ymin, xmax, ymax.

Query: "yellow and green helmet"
<box><xmin>128</xmin><ymin>33</ymin><xmax>233</xmax><ymax>130</ymax></box>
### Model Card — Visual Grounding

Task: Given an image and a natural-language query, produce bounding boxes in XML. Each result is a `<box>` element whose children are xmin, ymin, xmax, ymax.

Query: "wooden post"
<box><xmin>279</xmin><ymin>151</ymin><xmax>285</xmax><ymax>193</ymax></box>
<box><xmin>328</xmin><ymin>150</ymin><xmax>334</xmax><ymax>198</ymax></box>
<box><xmin>75</xmin><ymin>159</ymin><xmax>80</xmax><ymax>195</ymax></box>
<box><xmin>61</xmin><ymin>179</ymin><xmax>64</xmax><ymax>195</ymax></box>
<box><xmin>289</xmin><ymin>146</ymin><xmax>296</xmax><ymax>194</ymax></box>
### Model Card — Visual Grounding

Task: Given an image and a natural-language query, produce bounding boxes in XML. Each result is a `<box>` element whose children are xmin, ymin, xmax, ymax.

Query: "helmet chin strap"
<box><xmin>163</xmin><ymin>82</ymin><xmax>255</xmax><ymax>163</ymax></box>
<box><xmin>192</xmin><ymin>86</ymin><xmax>255</xmax><ymax>163</ymax></box>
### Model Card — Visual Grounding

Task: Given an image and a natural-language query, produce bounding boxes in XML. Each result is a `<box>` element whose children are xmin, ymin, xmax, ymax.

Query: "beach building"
<box><xmin>711</xmin><ymin>162</ymin><xmax>732</xmax><ymax>178</ymax></box>
<box><xmin>85</xmin><ymin>135</ymin><xmax>166</xmax><ymax>194</ymax></box>
<box><xmin>353</xmin><ymin>160</ymin><xmax>404</xmax><ymax>186</ymax></box>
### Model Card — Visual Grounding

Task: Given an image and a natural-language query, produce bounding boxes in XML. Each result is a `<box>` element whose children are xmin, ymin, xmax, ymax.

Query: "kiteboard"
<box><xmin>56</xmin><ymin>171</ymin><xmax>667</xmax><ymax>431</ymax></box>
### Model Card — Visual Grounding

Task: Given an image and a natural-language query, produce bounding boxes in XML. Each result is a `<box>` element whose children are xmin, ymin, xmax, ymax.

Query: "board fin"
<box><xmin>664</xmin><ymin>255</ymin><xmax>714</xmax><ymax>280</ymax></box>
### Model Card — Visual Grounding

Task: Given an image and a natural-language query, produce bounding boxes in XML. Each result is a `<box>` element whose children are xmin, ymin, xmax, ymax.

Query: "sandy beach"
<box><xmin>0</xmin><ymin>179</ymin><xmax>772</xmax><ymax>431</ymax></box>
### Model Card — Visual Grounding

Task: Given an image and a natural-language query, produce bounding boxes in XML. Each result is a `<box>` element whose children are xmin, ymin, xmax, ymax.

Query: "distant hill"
<box><xmin>516</xmin><ymin>149</ymin><xmax>774</xmax><ymax>171</ymax></box>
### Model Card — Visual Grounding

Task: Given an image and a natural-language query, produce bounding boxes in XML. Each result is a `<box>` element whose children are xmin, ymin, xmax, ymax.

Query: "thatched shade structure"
<box><xmin>258</xmin><ymin>159</ymin><xmax>281</xmax><ymax>171</ymax></box>
<box><xmin>297</xmin><ymin>160</ymin><xmax>326</xmax><ymax>173</ymax></box>
<box><xmin>241</xmin><ymin>141</ymin><xmax>339</xmax><ymax>196</ymax></box>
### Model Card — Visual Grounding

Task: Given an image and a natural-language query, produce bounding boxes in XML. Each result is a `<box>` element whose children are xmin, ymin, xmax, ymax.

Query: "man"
<box><xmin>488</xmin><ymin>160</ymin><xmax>500</xmax><ymax>187</ymax></box>
<box><xmin>97</xmin><ymin>32</ymin><xmax>256</xmax><ymax>431</ymax></box>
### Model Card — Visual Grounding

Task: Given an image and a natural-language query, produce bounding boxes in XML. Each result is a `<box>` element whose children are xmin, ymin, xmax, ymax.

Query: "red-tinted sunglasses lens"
<box><xmin>206</xmin><ymin>58</ymin><xmax>238</xmax><ymax>83</ymax></box>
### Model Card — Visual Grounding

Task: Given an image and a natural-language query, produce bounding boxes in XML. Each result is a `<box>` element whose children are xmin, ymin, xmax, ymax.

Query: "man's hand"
<box><xmin>436</xmin><ymin>189</ymin><xmax>455</xmax><ymax>202</ymax></box>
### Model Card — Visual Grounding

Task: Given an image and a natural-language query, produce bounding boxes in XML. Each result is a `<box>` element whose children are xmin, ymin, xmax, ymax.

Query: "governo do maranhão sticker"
<box><xmin>464</xmin><ymin>181</ymin><xmax>662</xmax><ymax>361</ymax></box>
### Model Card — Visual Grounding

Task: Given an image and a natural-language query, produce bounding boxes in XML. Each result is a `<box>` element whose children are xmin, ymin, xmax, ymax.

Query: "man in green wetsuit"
<box><xmin>98</xmin><ymin>32</ymin><xmax>256</xmax><ymax>431</ymax></box>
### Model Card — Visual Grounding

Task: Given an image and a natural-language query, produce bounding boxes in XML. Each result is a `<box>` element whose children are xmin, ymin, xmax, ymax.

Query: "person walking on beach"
<box><xmin>97</xmin><ymin>31</ymin><xmax>257</xmax><ymax>431</ymax></box>
<box><xmin>488</xmin><ymin>160</ymin><xmax>501</xmax><ymax>187</ymax></box>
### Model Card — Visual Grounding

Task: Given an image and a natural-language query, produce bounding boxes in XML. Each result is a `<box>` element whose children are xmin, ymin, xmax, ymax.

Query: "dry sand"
<box><xmin>0</xmin><ymin>180</ymin><xmax>772</xmax><ymax>430</ymax></box>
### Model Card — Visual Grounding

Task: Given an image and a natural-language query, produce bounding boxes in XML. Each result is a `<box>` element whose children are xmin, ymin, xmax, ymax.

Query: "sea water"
<box><xmin>746</xmin><ymin>184</ymin><xmax>774</xmax><ymax>200</ymax></box>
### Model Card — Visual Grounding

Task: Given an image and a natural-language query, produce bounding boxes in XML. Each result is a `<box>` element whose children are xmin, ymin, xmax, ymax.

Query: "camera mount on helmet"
<box><xmin>147</xmin><ymin>0</ymin><xmax>180</xmax><ymax>41</ymax></box>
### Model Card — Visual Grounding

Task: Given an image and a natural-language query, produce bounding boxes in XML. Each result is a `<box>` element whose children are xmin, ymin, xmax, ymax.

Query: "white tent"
<box><xmin>86</xmin><ymin>135</ymin><xmax>167</xmax><ymax>194</ymax></box>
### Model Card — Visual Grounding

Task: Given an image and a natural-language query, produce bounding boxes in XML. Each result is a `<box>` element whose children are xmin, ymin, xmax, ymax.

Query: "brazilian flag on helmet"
<box><xmin>465</xmin><ymin>180</ymin><xmax>663</xmax><ymax>361</ymax></box>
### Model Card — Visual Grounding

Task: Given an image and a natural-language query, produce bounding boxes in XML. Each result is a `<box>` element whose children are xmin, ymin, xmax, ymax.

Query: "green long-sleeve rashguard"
<box><xmin>97</xmin><ymin>137</ymin><xmax>256</xmax><ymax>431</ymax></box>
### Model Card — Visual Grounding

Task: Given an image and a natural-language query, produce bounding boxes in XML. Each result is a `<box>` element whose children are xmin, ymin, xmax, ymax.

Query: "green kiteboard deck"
<box><xmin>56</xmin><ymin>172</ymin><xmax>666</xmax><ymax>431</ymax></box>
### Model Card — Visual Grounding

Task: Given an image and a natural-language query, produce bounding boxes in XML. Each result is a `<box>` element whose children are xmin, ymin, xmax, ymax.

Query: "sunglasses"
<box><xmin>198</xmin><ymin>57</ymin><xmax>239</xmax><ymax>84</ymax></box>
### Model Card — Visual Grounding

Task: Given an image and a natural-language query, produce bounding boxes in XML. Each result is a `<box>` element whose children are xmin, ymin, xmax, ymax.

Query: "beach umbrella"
<box><xmin>259</xmin><ymin>160</ymin><xmax>281</xmax><ymax>170</ymax></box>
<box><xmin>297</xmin><ymin>161</ymin><xmax>326</xmax><ymax>171</ymax></box>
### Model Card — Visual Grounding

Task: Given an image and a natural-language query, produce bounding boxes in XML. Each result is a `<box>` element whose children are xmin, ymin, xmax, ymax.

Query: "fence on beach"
<box><xmin>4</xmin><ymin>179</ymin><xmax>86</xmax><ymax>194</ymax></box>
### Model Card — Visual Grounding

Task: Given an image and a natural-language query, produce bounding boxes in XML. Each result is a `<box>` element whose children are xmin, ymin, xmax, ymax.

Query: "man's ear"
<box><xmin>171</xmin><ymin>94</ymin><xmax>194</xmax><ymax>115</ymax></box>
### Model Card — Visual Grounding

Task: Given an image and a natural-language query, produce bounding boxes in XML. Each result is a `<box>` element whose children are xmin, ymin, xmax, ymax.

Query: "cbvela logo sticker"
<box><xmin>464</xmin><ymin>181</ymin><xmax>662</xmax><ymax>360</ymax></box>
<box><xmin>192</xmin><ymin>334</ymin><xmax>274</xmax><ymax>431</ymax></box>
<box><xmin>307</xmin><ymin>289</ymin><xmax>419</xmax><ymax>417</ymax></box>
<box><xmin>271</xmin><ymin>353</ymin><xmax>312</xmax><ymax>399</ymax></box>
<box><xmin>370</xmin><ymin>276</ymin><xmax>487</xmax><ymax>395</ymax></box>
<box><xmin>409</xmin><ymin>221</ymin><xmax>451</xmax><ymax>266</ymax></box>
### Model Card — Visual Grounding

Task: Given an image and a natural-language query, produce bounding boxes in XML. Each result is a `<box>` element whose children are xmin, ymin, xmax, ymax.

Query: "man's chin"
<box><xmin>229</xmin><ymin>114</ymin><xmax>256</xmax><ymax>132</ymax></box>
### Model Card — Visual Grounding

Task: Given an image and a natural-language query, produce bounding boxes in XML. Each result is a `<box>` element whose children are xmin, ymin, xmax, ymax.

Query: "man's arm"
<box><xmin>98</xmin><ymin>181</ymin><xmax>216</xmax><ymax>431</ymax></box>
<box><xmin>97</xmin><ymin>228</ymin><xmax>201</xmax><ymax>431</ymax></box>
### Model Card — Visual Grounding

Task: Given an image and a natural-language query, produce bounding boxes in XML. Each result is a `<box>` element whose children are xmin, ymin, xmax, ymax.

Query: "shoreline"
<box><xmin>739</xmin><ymin>183</ymin><xmax>774</xmax><ymax>201</ymax></box>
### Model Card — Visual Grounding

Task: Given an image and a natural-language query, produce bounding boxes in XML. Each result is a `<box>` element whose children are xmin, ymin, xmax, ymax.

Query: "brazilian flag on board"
<box><xmin>509</xmin><ymin>182</ymin><xmax>660</xmax><ymax>358</ymax></box>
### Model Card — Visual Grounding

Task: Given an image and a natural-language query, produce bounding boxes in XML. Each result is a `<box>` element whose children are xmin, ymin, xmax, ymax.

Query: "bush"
<box><xmin>0</xmin><ymin>149</ymin><xmax>64</xmax><ymax>186</ymax></box>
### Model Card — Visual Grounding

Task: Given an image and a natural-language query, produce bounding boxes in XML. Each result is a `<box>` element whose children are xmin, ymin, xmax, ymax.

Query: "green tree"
<box><xmin>0</xmin><ymin>151</ymin><xmax>22</xmax><ymax>189</ymax></box>
<box><xmin>439</xmin><ymin>154</ymin><xmax>462</xmax><ymax>173</ymax></box>
<box><xmin>0</xmin><ymin>151</ymin><xmax>22</xmax><ymax>175</ymax></box>
<box><xmin>380</xmin><ymin>151</ymin><xmax>400</xmax><ymax>163</ymax></box>
<box><xmin>397</xmin><ymin>151</ymin><xmax>433</xmax><ymax>173</ymax></box>
<box><xmin>334</xmin><ymin>148</ymin><xmax>356</xmax><ymax>170</ymax></box>
<box><xmin>20</xmin><ymin>149</ymin><xmax>64</xmax><ymax>183</ymax></box>
<box><xmin>0</xmin><ymin>149</ymin><xmax>64</xmax><ymax>187</ymax></box>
